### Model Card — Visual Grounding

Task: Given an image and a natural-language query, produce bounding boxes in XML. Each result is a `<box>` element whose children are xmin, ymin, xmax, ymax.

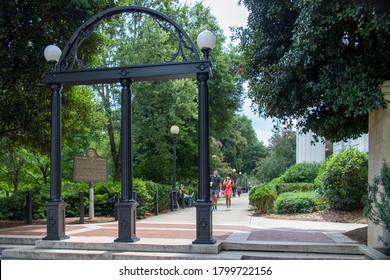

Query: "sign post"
<box><xmin>73</xmin><ymin>148</ymin><xmax>108</xmax><ymax>220</ymax></box>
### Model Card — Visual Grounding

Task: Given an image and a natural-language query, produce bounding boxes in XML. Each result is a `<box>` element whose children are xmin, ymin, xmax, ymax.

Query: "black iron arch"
<box><xmin>44</xmin><ymin>5</ymin><xmax>215</xmax><ymax>245</ymax></box>
<box><xmin>57</xmin><ymin>5</ymin><xmax>201</xmax><ymax>72</ymax></box>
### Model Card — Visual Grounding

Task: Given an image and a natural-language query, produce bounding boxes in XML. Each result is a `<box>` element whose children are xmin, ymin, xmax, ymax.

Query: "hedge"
<box><xmin>275</xmin><ymin>183</ymin><xmax>314</xmax><ymax>194</ymax></box>
<box><xmin>0</xmin><ymin>179</ymin><xmax>172</xmax><ymax>221</ymax></box>
<box><xmin>273</xmin><ymin>191</ymin><xmax>328</xmax><ymax>214</ymax></box>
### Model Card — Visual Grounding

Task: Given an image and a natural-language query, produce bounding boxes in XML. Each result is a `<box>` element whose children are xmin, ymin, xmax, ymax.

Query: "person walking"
<box><xmin>210</xmin><ymin>169</ymin><xmax>222</xmax><ymax>211</ymax></box>
<box><xmin>223</xmin><ymin>174</ymin><xmax>234</xmax><ymax>211</ymax></box>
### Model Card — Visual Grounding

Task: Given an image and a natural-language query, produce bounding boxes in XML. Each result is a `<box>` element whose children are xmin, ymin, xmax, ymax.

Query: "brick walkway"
<box><xmin>0</xmin><ymin>194</ymin><xmax>366</xmax><ymax>244</ymax></box>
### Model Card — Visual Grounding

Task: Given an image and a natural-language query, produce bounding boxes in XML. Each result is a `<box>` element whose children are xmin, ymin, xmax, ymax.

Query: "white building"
<box><xmin>296</xmin><ymin>130</ymin><xmax>326</xmax><ymax>163</ymax></box>
<box><xmin>333</xmin><ymin>134</ymin><xmax>369</xmax><ymax>155</ymax></box>
<box><xmin>296</xmin><ymin>130</ymin><xmax>368</xmax><ymax>163</ymax></box>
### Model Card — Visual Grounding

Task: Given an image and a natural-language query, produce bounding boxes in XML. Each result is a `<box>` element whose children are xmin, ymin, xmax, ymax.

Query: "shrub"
<box><xmin>0</xmin><ymin>192</ymin><xmax>26</xmax><ymax>220</ymax></box>
<box><xmin>0</xmin><ymin>179</ymin><xmax>173</xmax><ymax>221</ymax></box>
<box><xmin>0</xmin><ymin>185</ymin><xmax>51</xmax><ymax>220</ymax></box>
<box><xmin>145</xmin><ymin>181</ymin><xmax>171</xmax><ymax>212</ymax></box>
<box><xmin>275</xmin><ymin>183</ymin><xmax>314</xmax><ymax>194</ymax></box>
<box><xmin>63</xmin><ymin>181</ymin><xmax>89</xmax><ymax>217</ymax></box>
<box><xmin>273</xmin><ymin>191</ymin><xmax>328</xmax><ymax>214</ymax></box>
<box><xmin>314</xmin><ymin>148</ymin><xmax>368</xmax><ymax>211</ymax></box>
<box><xmin>249</xmin><ymin>183</ymin><xmax>277</xmax><ymax>213</ymax></box>
<box><xmin>279</xmin><ymin>162</ymin><xmax>321</xmax><ymax>183</ymax></box>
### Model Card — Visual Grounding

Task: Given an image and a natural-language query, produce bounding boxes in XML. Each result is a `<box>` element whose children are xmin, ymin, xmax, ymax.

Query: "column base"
<box><xmin>193</xmin><ymin>201</ymin><xmax>216</xmax><ymax>244</ymax></box>
<box><xmin>43</xmin><ymin>201</ymin><xmax>69</xmax><ymax>241</ymax></box>
<box><xmin>114</xmin><ymin>200</ymin><xmax>140</xmax><ymax>243</ymax></box>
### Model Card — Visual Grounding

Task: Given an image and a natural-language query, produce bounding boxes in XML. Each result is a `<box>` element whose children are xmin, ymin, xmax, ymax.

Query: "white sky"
<box><xmin>182</xmin><ymin>0</ymin><xmax>274</xmax><ymax>145</ymax></box>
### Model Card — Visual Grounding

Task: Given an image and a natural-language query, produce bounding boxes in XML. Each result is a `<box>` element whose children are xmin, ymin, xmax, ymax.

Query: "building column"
<box><xmin>368</xmin><ymin>80</ymin><xmax>390</xmax><ymax>249</ymax></box>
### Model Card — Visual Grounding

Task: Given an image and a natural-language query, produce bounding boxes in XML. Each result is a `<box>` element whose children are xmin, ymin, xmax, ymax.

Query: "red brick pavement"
<box><xmin>0</xmin><ymin>222</ymin><xmax>336</xmax><ymax>243</ymax></box>
<box><xmin>0</xmin><ymin>223</ymin><xmax>250</xmax><ymax>241</ymax></box>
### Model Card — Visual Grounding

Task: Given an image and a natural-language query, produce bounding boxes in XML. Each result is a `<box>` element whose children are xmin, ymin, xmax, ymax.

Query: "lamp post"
<box><xmin>170</xmin><ymin>125</ymin><xmax>180</xmax><ymax>211</ymax></box>
<box><xmin>193</xmin><ymin>29</ymin><xmax>217</xmax><ymax>245</ymax></box>
<box><xmin>43</xmin><ymin>45</ymin><xmax>68</xmax><ymax>240</ymax></box>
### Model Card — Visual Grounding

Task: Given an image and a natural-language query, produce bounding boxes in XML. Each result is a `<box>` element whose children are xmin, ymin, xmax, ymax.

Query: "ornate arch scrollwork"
<box><xmin>57</xmin><ymin>6</ymin><xmax>201</xmax><ymax>71</ymax></box>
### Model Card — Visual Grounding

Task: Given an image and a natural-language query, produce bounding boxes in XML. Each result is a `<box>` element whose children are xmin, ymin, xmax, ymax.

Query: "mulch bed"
<box><xmin>257</xmin><ymin>209</ymin><xmax>367</xmax><ymax>224</ymax></box>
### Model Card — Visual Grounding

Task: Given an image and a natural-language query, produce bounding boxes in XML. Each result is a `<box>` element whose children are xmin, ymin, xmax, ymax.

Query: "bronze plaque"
<box><xmin>73</xmin><ymin>148</ymin><xmax>108</xmax><ymax>183</ymax></box>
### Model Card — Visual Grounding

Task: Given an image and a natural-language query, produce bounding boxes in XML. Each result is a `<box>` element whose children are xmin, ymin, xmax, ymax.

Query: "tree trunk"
<box><xmin>98</xmin><ymin>84</ymin><xmax>121</xmax><ymax>181</ymax></box>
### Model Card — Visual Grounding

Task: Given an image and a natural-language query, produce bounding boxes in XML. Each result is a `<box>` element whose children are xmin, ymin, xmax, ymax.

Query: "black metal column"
<box><xmin>170</xmin><ymin>134</ymin><xmax>179</xmax><ymax>211</ymax></box>
<box><xmin>44</xmin><ymin>83</ymin><xmax>68</xmax><ymax>240</ymax></box>
<box><xmin>193</xmin><ymin>72</ymin><xmax>216</xmax><ymax>245</ymax></box>
<box><xmin>115</xmin><ymin>78</ymin><xmax>139</xmax><ymax>243</ymax></box>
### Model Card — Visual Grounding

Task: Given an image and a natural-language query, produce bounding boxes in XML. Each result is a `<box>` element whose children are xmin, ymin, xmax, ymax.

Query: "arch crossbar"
<box><xmin>46</xmin><ymin>6</ymin><xmax>209</xmax><ymax>86</ymax></box>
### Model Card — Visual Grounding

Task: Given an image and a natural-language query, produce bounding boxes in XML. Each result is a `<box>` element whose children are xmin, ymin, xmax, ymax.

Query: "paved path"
<box><xmin>0</xmin><ymin>193</ymin><xmax>367</xmax><ymax>244</ymax></box>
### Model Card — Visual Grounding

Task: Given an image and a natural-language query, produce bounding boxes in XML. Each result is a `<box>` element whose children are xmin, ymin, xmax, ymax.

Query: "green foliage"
<box><xmin>273</xmin><ymin>191</ymin><xmax>328</xmax><ymax>214</ymax></box>
<box><xmin>221</xmin><ymin>115</ymin><xmax>267</xmax><ymax>175</ymax></box>
<box><xmin>88</xmin><ymin>2</ymin><xmax>247</xmax><ymax>183</ymax></box>
<box><xmin>314</xmin><ymin>149</ymin><xmax>368</xmax><ymax>210</ymax></box>
<box><xmin>278</xmin><ymin>162</ymin><xmax>321</xmax><ymax>184</ymax></box>
<box><xmin>238</xmin><ymin>0</ymin><xmax>390</xmax><ymax>142</ymax></box>
<box><xmin>0</xmin><ymin>184</ymin><xmax>50</xmax><ymax>220</ymax></box>
<box><xmin>0</xmin><ymin>192</ymin><xmax>27</xmax><ymax>220</ymax></box>
<box><xmin>249</xmin><ymin>183</ymin><xmax>277</xmax><ymax>213</ymax></box>
<box><xmin>61</xmin><ymin>181</ymin><xmax>89</xmax><ymax>217</ymax></box>
<box><xmin>365</xmin><ymin>160</ymin><xmax>390</xmax><ymax>233</ymax></box>
<box><xmin>275</xmin><ymin>183</ymin><xmax>314</xmax><ymax>195</ymax></box>
<box><xmin>0</xmin><ymin>0</ymin><xmax>115</xmax><ymax>152</ymax></box>
<box><xmin>0</xmin><ymin>0</ymin><xmax>263</xmax><ymax>210</ymax></box>
<box><xmin>0</xmin><ymin>179</ymin><xmax>172</xmax><ymax>221</ymax></box>
<box><xmin>254</xmin><ymin>130</ymin><xmax>296</xmax><ymax>182</ymax></box>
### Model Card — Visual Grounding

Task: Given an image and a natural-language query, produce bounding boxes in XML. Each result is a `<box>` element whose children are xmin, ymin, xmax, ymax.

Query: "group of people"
<box><xmin>210</xmin><ymin>168</ymin><xmax>234</xmax><ymax>211</ymax></box>
<box><xmin>177</xmin><ymin>168</ymin><xmax>239</xmax><ymax>211</ymax></box>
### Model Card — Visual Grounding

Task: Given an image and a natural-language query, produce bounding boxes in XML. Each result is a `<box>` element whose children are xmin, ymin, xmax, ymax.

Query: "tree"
<box><xmin>0</xmin><ymin>0</ymin><xmax>114</xmax><ymax>152</ymax></box>
<box><xmin>220</xmin><ymin>115</ymin><xmax>267</xmax><ymax>175</ymax></box>
<box><xmin>85</xmin><ymin>1</ymin><xmax>244</xmax><ymax>183</ymax></box>
<box><xmin>254</xmin><ymin>129</ymin><xmax>296</xmax><ymax>182</ymax></box>
<box><xmin>237</xmin><ymin>0</ymin><xmax>390</xmax><ymax>142</ymax></box>
<box><xmin>235</xmin><ymin>115</ymin><xmax>267</xmax><ymax>173</ymax></box>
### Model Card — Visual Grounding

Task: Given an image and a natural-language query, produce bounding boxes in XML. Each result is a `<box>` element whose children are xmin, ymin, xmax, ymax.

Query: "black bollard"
<box><xmin>79</xmin><ymin>191</ymin><xmax>84</xmax><ymax>224</ymax></box>
<box><xmin>26</xmin><ymin>191</ymin><xmax>32</xmax><ymax>225</ymax></box>
<box><xmin>114</xmin><ymin>192</ymin><xmax>120</xmax><ymax>221</ymax></box>
<box><xmin>153</xmin><ymin>190</ymin><xmax>159</xmax><ymax>215</ymax></box>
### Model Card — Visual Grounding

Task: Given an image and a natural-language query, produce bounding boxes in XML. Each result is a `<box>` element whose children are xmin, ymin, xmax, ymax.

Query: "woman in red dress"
<box><xmin>223</xmin><ymin>175</ymin><xmax>234</xmax><ymax>211</ymax></box>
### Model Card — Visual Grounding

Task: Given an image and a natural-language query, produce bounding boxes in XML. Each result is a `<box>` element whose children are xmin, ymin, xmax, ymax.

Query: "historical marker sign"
<box><xmin>73</xmin><ymin>148</ymin><xmax>108</xmax><ymax>183</ymax></box>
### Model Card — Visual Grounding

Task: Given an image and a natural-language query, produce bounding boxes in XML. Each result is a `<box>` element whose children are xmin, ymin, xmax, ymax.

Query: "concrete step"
<box><xmin>222</xmin><ymin>241</ymin><xmax>362</xmax><ymax>255</ymax></box>
<box><xmin>2</xmin><ymin>246</ymin><xmax>365</xmax><ymax>260</ymax></box>
<box><xmin>34</xmin><ymin>238</ymin><xmax>362</xmax><ymax>255</ymax></box>
<box><xmin>34</xmin><ymin>237</ymin><xmax>222</xmax><ymax>254</ymax></box>
<box><xmin>1</xmin><ymin>238</ymin><xmax>365</xmax><ymax>260</ymax></box>
<box><xmin>0</xmin><ymin>236</ymin><xmax>40</xmax><ymax>245</ymax></box>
